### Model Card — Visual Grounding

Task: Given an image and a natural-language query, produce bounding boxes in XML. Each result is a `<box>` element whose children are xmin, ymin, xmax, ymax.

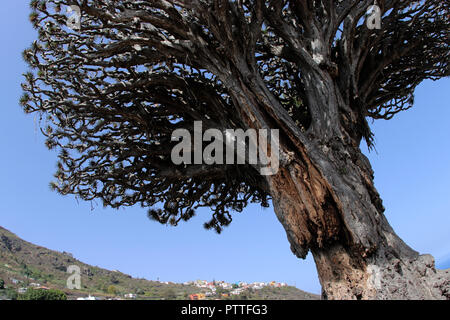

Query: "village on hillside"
<box><xmin>182</xmin><ymin>280</ymin><xmax>287</xmax><ymax>300</ymax></box>
<box><xmin>1</xmin><ymin>275</ymin><xmax>290</xmax><ymax>300</ymax></box>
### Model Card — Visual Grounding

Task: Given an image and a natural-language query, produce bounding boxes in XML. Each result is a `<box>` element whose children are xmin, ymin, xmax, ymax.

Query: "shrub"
<box><xmin>107</xmin><ymin>285</ymin><xmax>117</xmax><ymax>295</ymax></box>
<box><xmin>19</xmin><ymin>288</ymin><xmax>67</xmax><ymax>300</ymax></box>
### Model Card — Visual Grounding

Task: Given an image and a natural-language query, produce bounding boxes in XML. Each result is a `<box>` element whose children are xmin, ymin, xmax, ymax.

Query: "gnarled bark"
<box><xmin>268</xmin><ymin>150</ymin><xmax>449</xmax><ymax>300</ymax></box>
<box><xmin>261</xmin><ymin>72</ymin><xmax>449</xmax><ymax>300</ymax></box>
<box><xmin>230</xmin><ymin>67</ymin><xmax>449</xmax><ymax>300</ymax></box>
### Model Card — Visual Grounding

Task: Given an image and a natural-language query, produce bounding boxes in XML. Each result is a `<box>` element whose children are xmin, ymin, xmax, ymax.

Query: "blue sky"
<box><xmin>0</xmin><ymin>1</ymin><xmax>449</xmax><ymax>295</ymax></box>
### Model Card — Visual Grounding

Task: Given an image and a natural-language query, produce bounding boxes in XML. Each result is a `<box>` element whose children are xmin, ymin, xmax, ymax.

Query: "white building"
<box><xmin>230</xmin><ymin>288</ymin><xmax>245</xmax><ymax>295</ymax></box>
<box><xmin>218</xmin><ymin>282</ymin><xmax>232</xmax><ymax>290</ymax></box>
<box><xmin>77</xmin><ymin>295</ymin><xmax>99</xmax><ymax>300</ymax></box>
<box><xmin>194</xmin><ymin>280</ymin><xmax>208</xmax><ymax>287</ymax></box>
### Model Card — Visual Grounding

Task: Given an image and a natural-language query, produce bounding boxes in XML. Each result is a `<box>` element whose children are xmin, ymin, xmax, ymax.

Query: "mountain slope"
<box><xmin>0</xmin><ymin>226</ymin><xmax>319</xmax><ymax>300</ymax></box>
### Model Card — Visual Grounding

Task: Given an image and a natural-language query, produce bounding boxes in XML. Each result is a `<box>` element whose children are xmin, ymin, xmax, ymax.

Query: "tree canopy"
<box><xmin>21</xmin><ymin>0</ymin><xmax>449</xmax><ymax>233</ymax></box>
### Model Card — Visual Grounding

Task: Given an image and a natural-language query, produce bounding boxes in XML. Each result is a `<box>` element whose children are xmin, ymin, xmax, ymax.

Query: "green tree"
<box><xmin>0</xmin><ymin>279</ymin><xmax>4</xmax><ymax>289</ymax></box>
<box><xmin>238</xmin><ymin>293</ymin><xmax>248</xmax><ymax>300</ymax></box>
<box><xmin>5</xmin><ymin>289</ymin><xmax>18</xmax><ymax>300</ymax></box>
<box><xmin>107</xmin><ymin>285</ymin><xmax>117</xmax><ymax>295</ymax></box>
<box><xmin>19</xmin><ymin>288</ymin><xmax>67</xmax><ymax>300</ymax></box>
<box><xmin>161</xmin><ymin>288</ymin><xmax>176</xmax><ymax>300</ymax></box>
<box><xmin>215</xmin><ymin>287</ymin><xmax>230</xmax><ymax>298</ymax></box>
<box><xmin>144</xmin><ymin>289</ymin><xmax>154</xmax><ymax>297</ymax></box>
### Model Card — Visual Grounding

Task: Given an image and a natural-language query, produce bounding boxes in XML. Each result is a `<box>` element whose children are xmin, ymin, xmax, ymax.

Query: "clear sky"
<box><xmin>0</xmin><ymin>1</ymin><xmax>449</xmax><ymax>295</ymax></box>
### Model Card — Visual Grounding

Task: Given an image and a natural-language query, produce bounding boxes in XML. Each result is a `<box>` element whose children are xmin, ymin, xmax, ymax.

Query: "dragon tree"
<box><xmin>21</xmin><ymin>0</ymin><xmax>449</xmax><ymax>299</ymax></box>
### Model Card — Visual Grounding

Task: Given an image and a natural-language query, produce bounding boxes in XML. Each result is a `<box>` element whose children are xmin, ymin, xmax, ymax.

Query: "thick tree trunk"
<box><xmin>267</xmin><ymin>157</ymin><xmax>449</xmax><ymax>299</ymax></box>
<box><xmin>226</xmin><ymin>65</ymin><xmax>449</xmax><ymax>299</ymax></box>
<box><xmin>261</xmin><ymin>70</ymin><xmax>450</xmax><ymax>299</ymax></box>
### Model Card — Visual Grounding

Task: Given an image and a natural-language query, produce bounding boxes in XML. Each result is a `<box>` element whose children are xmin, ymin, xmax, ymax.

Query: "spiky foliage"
<box><xmin>21</xmin><ymin>0</ymin><xmax>449</xmax><ymax>232</ymax></box>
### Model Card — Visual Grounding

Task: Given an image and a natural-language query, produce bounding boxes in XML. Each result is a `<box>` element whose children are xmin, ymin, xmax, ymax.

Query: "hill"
<box><xmin>0</xmin><ymin>226</ymin><xmax>319</xmax><ymax>300</ymax></box>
